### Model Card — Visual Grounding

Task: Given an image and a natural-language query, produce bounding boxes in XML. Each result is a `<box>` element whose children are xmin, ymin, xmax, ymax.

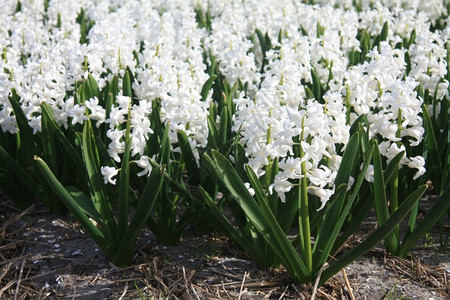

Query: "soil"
<box><xmin>0</xmin><ymin>192</ymin><xmax>449</xmax><ymax>299</ymax></box>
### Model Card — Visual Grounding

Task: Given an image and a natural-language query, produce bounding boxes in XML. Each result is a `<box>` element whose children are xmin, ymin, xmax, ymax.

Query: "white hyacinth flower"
<box><xmin>135</xmin><ymin>155</ymin><xmax>153</xmax><ymax>177</ymax></box>
<box><xmin>100</xmin><ymin>166</ymin><xmax>119</xmax><ymax>185</ymax></box>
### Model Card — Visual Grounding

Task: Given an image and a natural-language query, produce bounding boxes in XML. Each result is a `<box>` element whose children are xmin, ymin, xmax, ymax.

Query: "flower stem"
<box><xmin>390</xmin><ymin>108</ymin><xmax>403</xmax><ymax>243</ymax></box>
<box><xmin>345</xmin><ymin>85</ymin><xmax>351</xmax><ymax>125</ymax></box>
<box><xmin>390</xmin><ymin>166</ymin><xmax>399</xmax><ymax>241</ymax></box>
<box><xmin>299</xmin><ymin>160</ymin><xmax>312</xmax><ymax>274</ymax></box>
<box><xmin>298</xmin><ymin>114</ymin><xmax>312</xmax><ymax>274</ymax></box>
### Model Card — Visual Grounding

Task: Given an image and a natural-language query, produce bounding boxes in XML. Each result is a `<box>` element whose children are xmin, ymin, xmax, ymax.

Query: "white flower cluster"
<box><xmin>202</xmin><ymin>1</ymin><xmax>261</xmax><ymax>95</ymax></box>
<box><xmin>0</xmin><ymin>0</ymin><xmax>212</xmax><ymax>181</ymax></box>
<box><xmin>313</xmin><ymin>0</ymin><xmax>448</xmax><ymax>25</ymax></box>
<box><xmin>215</xmin><ymin>1</ymin><xmax>448</xmax><ymax>206</ymax></box>
<box><xmin>334</xmin><ymin>42</ymin><xmax>427</xmax><ymax>180</ymax></box>
<box><xmin>0</xmin><ymin>0</ymin><xmax>89</xmax><ymax>133</ymax></box>
<box><xmin>133</xmin><ymin>1</ymin><xmax>211</xmax><ymax>151</ymax></box>
<box><xmin>1</xmin><ymin>1</ymin><xmax>448</xmax><ymax>208</ymax></box>
<box><xmin>232</xmin><ymin>41</ymin><xmax>349</xmax><ymax>208</ymax></box>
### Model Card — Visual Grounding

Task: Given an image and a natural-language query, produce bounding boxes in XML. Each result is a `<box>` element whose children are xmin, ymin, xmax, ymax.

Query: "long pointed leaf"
<box><xmin>311</xmin><ymin>68</ymin><xmax>322</xmax><ymax>100</ymax></box>
<box><xmin>8</xmin><ymin>89</ymin><xmax>42</xmax><ymax>153</ymax></box>
<box><xmin>66</xmin><ymin>186</ymin><xmax>102</xmax><ymax>220</ymax></box>
<box><xmin>81</xmin><ymin>120</ymin><xmax>117</xmax><ymax>244</ymax></box>
<box><xmin>0</xmin><ymin>145</ymin><xmax>40</xmax><ymax>196</ymax></box>
<box><xmin>34</xmin><ymin>156</ymin><xmax>109</xmax><ymax>252</ymax></box>
<box><xmin>88</xmin><ymin>73</ymin><xmax>100</xmax><ymax>100</ymax></box>
<box><xmin>331</xmin><ymin>146</ymin><xmax>374</xmax><ymax>250</ymax></box>
<box><xmin>123</xmin><ymin>69</ymin><xmax>133</xmax><ymax>97</ymax></box>
<box><xmin>117</xmin><ymin>138</ymin><xmax>132</xmax><ymax>241</ymax></box>
<box><xmin>200</xmin><ymin>75</ymin><xmax>217</xmax><ymax>102</ymax></box>
<box><xmin>200</xmin><ymin>186</ymin><xmax>268</xmax><ymax>265</ymax></box>
<box><xmin>397</xmin><ymin>185</ymin><xmax>450</xmax><ymax>257</ymax></box>
<box><xmin>118</xmin><ymin>167</ymin><xmax>164</xmax><ymax>252</ymax></box>
<box><xmin>423</xmin><ymin>104</ymin><xmax>442</xmax><ymax>192</ymax></box>
<box><xmin>206</xmin><ymin>151</ymin><xmax>309</xmax><ymax>280</ymax></box>
<box><xmin>320</xmin><ymin>184</ymin><xmax>427</xmax><ymax>285</ymax></box>
<box><xmin>41</xmin><ymin>106</ymin><xmax>59</xmax><ymax>176</ymax></box>
<box><xmin>311</xmin><ymin>132</ymin><xmax>360</xmax><ymax>265</ymax></box>
<box><xmin>41</xmin><ymin>103</ymin><xmax>86</xmax><ymax>179</ymax></box>
<box><xmin>384</xmin><ymin>150</ymin><xmax>405</xmax><ymax>184</ymax></box>
<box><xmin>177</xmin><ymin>131</ymin><xmax>200</xmax><ymax>185</ymax></box>
<box><xmin>218</xmin><ymin>106</ymin><xmax>229</xmax><ymax>147</ymax></box>
<box><xmin>335</xmin><ymin>132</ymin><xmax>360</xmax><ymax>188</ymax></box>
<box><xmin>373</xmin><ymin>140</ymin><xmax>399</xmax><ymax>253</ymax></box>
<box><xmin>207</xmin><ymin>115</ymin><xmax>220</xmax><ymax>149</ymax></box>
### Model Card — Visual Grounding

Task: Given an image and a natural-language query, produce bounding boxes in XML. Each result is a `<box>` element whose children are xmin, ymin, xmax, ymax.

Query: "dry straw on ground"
<box><xmin>1</xmin><ymin>194</ymin><xmax>448</xmax><ymax>299</ymax></box>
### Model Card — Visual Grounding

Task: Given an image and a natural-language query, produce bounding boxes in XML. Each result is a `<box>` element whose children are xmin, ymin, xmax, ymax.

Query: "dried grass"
<box><xmin>1</xmin><ymin>198</ymin><xmax>448</xmax><ymax>299</ymax></box>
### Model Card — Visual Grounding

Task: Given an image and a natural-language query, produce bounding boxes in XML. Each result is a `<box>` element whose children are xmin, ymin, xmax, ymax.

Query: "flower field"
<box><xmin>1</xmin><ymin>0</ymin><xmax>449</xmax><ymax>296</ymax></box>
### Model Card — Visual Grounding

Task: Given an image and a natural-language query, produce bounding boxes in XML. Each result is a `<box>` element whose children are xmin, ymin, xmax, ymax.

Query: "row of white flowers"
<box><xmin>1</xmin><ymin>0</ymin><xmax>449</xmax><ymax>208</ymax></box>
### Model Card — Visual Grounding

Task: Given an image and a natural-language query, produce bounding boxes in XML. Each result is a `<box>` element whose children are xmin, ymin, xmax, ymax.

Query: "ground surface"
<box><xmin>0</xmin><ymin>193</ymin><xmax>449</xmax><ymax>299</ymax></box>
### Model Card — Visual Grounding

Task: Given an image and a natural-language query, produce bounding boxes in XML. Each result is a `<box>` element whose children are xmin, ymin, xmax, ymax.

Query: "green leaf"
<box><xmin>15</xmin><ymin>1</ymin><xmax>22</xmax><ymax>12</ymax></box>
<box><xmin>123</xmin><ymin>69</ymin><xmax>133</xmax><ymax>97</ymax></box>
<box><xmin>81</xmin><ymin>120</ymin><xmax>117</xmax><ymax>243</ymax></box>
<box><xmin>335</xmin><ymin>132</ymin><xmax>360</xmax><ymax>187</ymax></box>
<box><xmin>373</xmin><ymin>141</ymin><xmax>389</xmax><ymax>224</ymax></box>
<box><xmin>300</xmin><ymin>26</ymin><xmax>308</xmax><ymax>36</ymax></box>
<box><xmin>82</xmin><ymin>80</ymin><xmax>93</xmax><ymax>101</ymax></box>
<box><xmin>41</xmin><ymin>106</ymin><xmax>59</xmax><ymax>176</ymax></box>
<box><xmin>8</xmin><ymin>90</ymin><xmax>64</xmax><ymax>211</ymax></box>
<box><xmin>312</xmin><ymin>132</ymin><xmax>361</xmax><ymax>266</ymax></box>
<box><xmin>177</xmin><ymin>131</ymin><xmax>200</xmax><ymax>185</ymax></box>
<box><xmin>360</xmin><ymin>31</ymin><xmax>370</xmax><ymax>61</ymax></box>
<box><xmin>116</xmin><ymin>167</ymin><xmax>164</xmax><ymax>261</ymax></box>
<box><xmin>34</xmin><ymin>156</ymin><xmax>110</xmax><ymax>253</ymax></box>
<box><xmin>117</xmin><ymin>138</ymin><xmax>132</xmax><ymax>241</ymax></box>
<box><xmin>380</xmin><ymin>21</ymin><xmax>389</xmax><ymax>42</ymax></box>
<box><xmin>405</xmin><ymin>52</ymin><xmax>411</xmax><ymax>75</ymax></box>
<box><xmin>384</xmin><ymin>150</ymin><xmax>405</xmax><ymax>184</ymax></box>
<box><xmin>373</xmin><ymin>141</ymin><xmax>399</xmax><ymax>254</ymax></box>
<box><xmin>246</xmin><ymin>164</ymin><xmax>269</xmax><ymax>209</ymax></box>
<box><xmin>41</xmin><ymin>103</ymin><xmax>86</xmax><ymax>179</ymax></box>
<box><xmin>266</xmin><ymin>158</ymin><xmax>280</xmax><ymax>214</ymax></box>
<box><xmin>316</xmin><ymin>22</ymin><xmax>325</xmax><ymax>38</ymax></box>
<box><xmin>200</xmin><ymin>75</ymin><xmax>217</xmax><ymax>102</ymax></box>
<box><xmin>311</xmin><ymin>68</ymin><xmax>322</xmax><ymax>100</ymax></box>
<box><xmin>331</xmin><ymin>144</ymin><xmax>374</xmax><ymax>248</ymax></box>
<box><xmin>158</xmin><ymin>124</ymin><xmax>171</xmax><ymax>166</ymax></box>
<box><xmin>104</xmin><ymin>93</ymin><xmax>115</xmax><ymax>131</ymax></box>
<box><xmin>8</xmin><ymin>89</ymin><xmax>42</xmax><ymax>154</ymax></box>
<box><xmin>151</xmin><ymin>100</ymin><xmax>165</xmax><ymax>140</ymax></box>
<box><xmin>200</xmin><ymin>186</ymin><xmax>268</xmax><ymax>265</ymax></box>
<box><xmin>349</xmin><ymin>114</ymin><xmax>367</xmax><ymax>137</ymax></box>
<box><xmin>255</xmin><ymin>29</ymin><xmax>267</xmax><ymax>54</ymax></box>
<box><xmin>265</xmin><ymin>31</ymin><xmax>273</xmax><ymax>50</ymax></box>
<box><xmin>207</xmin><ymin>114</ymin><xmax>220</xmax><ymax>149</ymax></box>
<box><xmin>277</xmin><ymin>188</ymin><xmax>299</xmax><ymax>233</ymax></box>
<box><xmin>206</xmin><ymin>151</ymin><xmax>309</xmax><ymax>281</ymax></box>
<box><xmin>333</xmin><ymin>190</ymin><xmax>373</xmax><ymax>253</ymax></box>
<box><xmin>0</xmin><ymin>145</ymin><xmax>40</xmax><ymax>196</ymax></box>
<box><xmin>255</xmin><ymin>29</ymin><xmax>271</xmax><ymax>73</ymax></box>
<box><xmin>304</xmin><ymin>87</ymin><xmax>315</xmax><ymax>100</ymax></box>
<box><xmin>66</xmin><ymin>186</ymin><xmax>101</xmax><ymax>220</ymax></box>
<box><xmin>320</xmin><ymin>184</ymin><xmax>427</xmax><ymax>285</ymax></box>
<box><xmin>442</xmin><ymin>119</ymin><xmax>450</xmax><ymax>191</ymax></box>
<box><xmin>423</xmin><ymin>104</ymin><xmax>443</xmax><ymax>192</ymax></box>
<box><xmin>95</xmin><ymin>135</ymin><xmax>116</xmax><ymax>168</ymax></box>
<box><xmin>397</xmin><ymin>185</ymin><xmax>450</xmax><ymax>257</ymax></box>
<box><xmin>87</xmin><ymin>73</ymin><xmax>100</xmax><ymax>100</ymax></box>
<box><xmin>404</xmin><ymin>201</ymin><xmax>420</xmax><ymax>244</ymax></box>
<box><xmin>218</xmin><ymin>106</ymin><xmax>229</xmax><ymax>147</ymax></box>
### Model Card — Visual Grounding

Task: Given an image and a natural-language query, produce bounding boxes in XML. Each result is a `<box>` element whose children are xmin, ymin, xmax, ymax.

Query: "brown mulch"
<box><xmin>1</xmin><ymin>196</ymin><xmax>449</xmax><ymax>299</ymax></box>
